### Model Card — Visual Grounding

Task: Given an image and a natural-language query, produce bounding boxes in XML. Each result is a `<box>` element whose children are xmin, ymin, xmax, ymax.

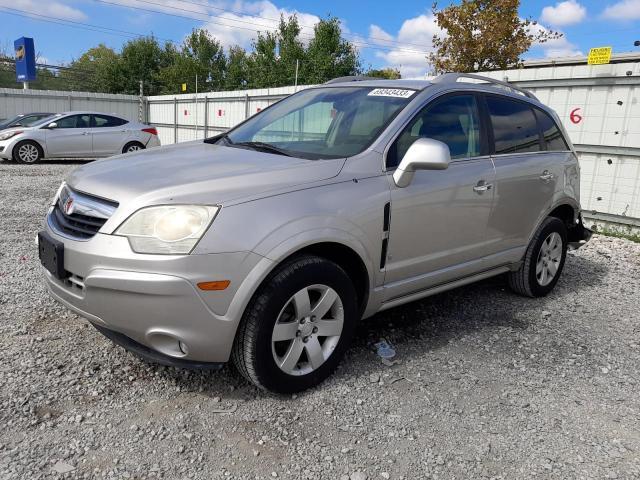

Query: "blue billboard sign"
<box><xmin>14</xmin><ymin>37</ymin><xmax>37</xmax><ymax>83</ymax></box>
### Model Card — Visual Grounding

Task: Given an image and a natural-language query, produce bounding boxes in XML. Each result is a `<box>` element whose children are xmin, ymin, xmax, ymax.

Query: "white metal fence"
<box><xmin>145</xmin><ymin>60</ymin><xmax>640</xmax><ymax>226</ymax></box>
<box><xmin>0</xmin><ymin>87</ymin><xmax>141</xmax><ymax>122</ymax></box>
<box><xmin>1</xmin><ymin>60</ymin><xmax>638</xmax><ymax>226</ymax></box>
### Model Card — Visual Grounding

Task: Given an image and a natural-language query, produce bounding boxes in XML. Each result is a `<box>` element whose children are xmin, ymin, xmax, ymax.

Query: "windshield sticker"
<box><xmin>368</xmin><ymin>88</ymin><xmax>415</xmax><ymax>98</ymax></box>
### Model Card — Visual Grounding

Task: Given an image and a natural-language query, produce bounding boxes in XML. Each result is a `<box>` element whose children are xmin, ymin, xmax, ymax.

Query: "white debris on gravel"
<box><xmin>1</xmin><ymin>161</ymin><xmax>639</xmax><ymax>479</ymax></box>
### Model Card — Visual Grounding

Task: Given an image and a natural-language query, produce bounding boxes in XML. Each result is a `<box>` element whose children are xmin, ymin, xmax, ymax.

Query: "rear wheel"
<box><xmin>122</xmin><ymin>141</ymin><xmax>145</xmax><ymax>154</ymax></box>
<box><xmin>13</xmin><ymin>141</ymin><xmax>42</xmax><ymax>164</ymax></box>
<box><xmin>232</xmin><ymin>255</ymin><xmax>358</xmax><ymax>393</ymax></box>
<box><xmin>508</xmin><ymin>217</ymin><xmax>568</xmax><ymax>297</ymax></box>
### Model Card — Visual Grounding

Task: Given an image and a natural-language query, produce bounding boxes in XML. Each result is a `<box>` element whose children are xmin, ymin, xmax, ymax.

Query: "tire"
<box><xmin>508</xmin><ymin>217</ymin><xmax>568</xmax><ymax>297</ymax></box>
<box><xmin>122</xmin><ymin>142</ymin><xmax>145</xmax><ymax>154</ymax></box>
<box><xmin>232</xmin><ymin>255</ymin><xmax>358</xmax><ymax>394</ymax></box>
<box><xmin>13</xmin><ymin>140</ymin><xmax>43</xmax><ymax>164</ymax></box>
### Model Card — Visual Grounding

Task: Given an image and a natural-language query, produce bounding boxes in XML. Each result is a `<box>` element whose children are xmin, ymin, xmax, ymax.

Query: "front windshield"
<box><xmin>220</xmin><ymin>86</ymin><xmax>416</xmax><ymax>159</ymax></box>
<box><xmin>0</xmin><ymin>116</ymin><xmax>20</xmax><ymax>128</ymax></box>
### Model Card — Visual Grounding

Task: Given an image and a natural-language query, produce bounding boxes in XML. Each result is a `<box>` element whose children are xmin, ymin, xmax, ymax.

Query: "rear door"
<box><xmin>45</xmin><ymin>114</ymin><xmax>92</xmax><ymax>157</ymax></box>
<box><xmin>90</xmin><ymin>114</ymin><xmax>129</xmax><ymax>156</ymax></box>
<box><xmin>483</xmin><ymin>94</ymin><xmax>562</xmax><ymax>266</ymax></box>
<box><xmin>383</xmin><ymin>93</ymin><xmax>496</xmax><ymax>300</ymax></box>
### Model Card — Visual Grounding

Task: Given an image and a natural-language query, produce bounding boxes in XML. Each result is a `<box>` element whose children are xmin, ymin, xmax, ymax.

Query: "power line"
<box><xmin>110</xmin><ymin>0</ymin><xmax>435</xmax><ymax>50</ymax></box>
<box><xmin>94</xmin><ymin>0</ymin><xmax>432</xmax><ymax>56</ymax></box>
<box><xmin>0</xmin><ymin>7</ymin><xmax>180</xmax><ymax>46</ymax></box>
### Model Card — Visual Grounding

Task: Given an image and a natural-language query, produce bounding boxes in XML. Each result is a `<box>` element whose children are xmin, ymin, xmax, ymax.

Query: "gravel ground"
<box><xmin>1</xmin><ymin>161</ymin><xmax>639</xmax><ymax>480</ymax></box>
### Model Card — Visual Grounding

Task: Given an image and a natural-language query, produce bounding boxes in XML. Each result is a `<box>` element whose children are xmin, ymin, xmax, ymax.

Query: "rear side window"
<box><xmin>486</xmin><ymin>96</ymin><xmax>541</xmax><ymax>154</ymax></box>
<box><xmin>536</xmin><ymin>109</ymin><xmax>569</xmax><ymax>151</ymax></box>
<box><xmin>93</xmin><ymin>115</ymin><xmax>127</xmax><ymax>127</ymax></box>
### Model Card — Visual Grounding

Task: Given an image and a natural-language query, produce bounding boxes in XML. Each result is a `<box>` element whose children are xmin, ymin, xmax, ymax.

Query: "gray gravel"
<box><xmin>1</xmin><ymin>160</ymin><xmax>639</xmax><ymax>480</ymax></box>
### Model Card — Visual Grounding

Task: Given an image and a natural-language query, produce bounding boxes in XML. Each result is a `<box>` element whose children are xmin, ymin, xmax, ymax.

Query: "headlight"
<box><xmin>115</xmin><ymin>205</ymin><xmax>220</xmax><ymax>254</ymax></box>
<box><xmin>0</xmin><ymin>130</ymin><xmax>23</xmax><ymax>141</ymax></box>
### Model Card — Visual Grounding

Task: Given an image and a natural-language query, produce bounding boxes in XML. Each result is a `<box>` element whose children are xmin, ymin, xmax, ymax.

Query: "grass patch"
<box><xmin>594</xmin><ymin>227</ymin><xmax>640</xmax><ymax>244</ymax></box>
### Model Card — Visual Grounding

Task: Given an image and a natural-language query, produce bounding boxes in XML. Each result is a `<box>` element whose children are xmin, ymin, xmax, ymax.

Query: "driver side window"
<box><xmin>387</xmin><ymin>94</ymin><xmax>481</xmax><ymax>168</ymax></box>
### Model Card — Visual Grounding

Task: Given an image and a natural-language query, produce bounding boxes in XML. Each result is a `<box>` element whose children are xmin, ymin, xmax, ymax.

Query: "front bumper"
<box><xmin>0</xmin><ymin>138</ymin><xmax>18</xmax><ymax>159</ymax></box>
<box><xmin>42</xmin><ymin>223</ymin><xmax>272</xmax><ymax>364</ymax></box>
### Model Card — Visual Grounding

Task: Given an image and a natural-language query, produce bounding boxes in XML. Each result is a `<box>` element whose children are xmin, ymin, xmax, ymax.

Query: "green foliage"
<box><xmin>430</xmin><ymin>0</ymin><xmax>561</xmax><ymax>73</ymax></box>
<box><xmin>0</xmin><ymin>15</ymin><xmax>362</xmax><ymax>93</ymax></box>
<box><xmin>366</xmin><ymin>67</ymin><xmax>401</xmax><ymax>79</ymax></box>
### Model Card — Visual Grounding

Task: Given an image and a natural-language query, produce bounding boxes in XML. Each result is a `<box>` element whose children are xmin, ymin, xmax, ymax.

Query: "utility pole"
<box><xmin>138</xmin><ymin>80</ymin><xmax>144</xmax><ymax>122</ymax></box>
<box><xmin>195</xmin><ymin>74</ymin><xmax>198</xmax><ymax>136</ymax></box>
<box><xmin>294</xmin><ymin>59</ymin><xmax>299</xmax><ymax>91</ymax></box>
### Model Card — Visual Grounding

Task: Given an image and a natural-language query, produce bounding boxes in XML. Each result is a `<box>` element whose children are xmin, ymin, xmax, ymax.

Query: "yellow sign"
<box><xmin>588</xmin><ymin>47</ymin><xmax>612</xmax><ymax>65</ymax></box>
<box><xmin>181</xmin><ymin>83</ymin><xmax>187</xmax><ymax>92</ymax></box>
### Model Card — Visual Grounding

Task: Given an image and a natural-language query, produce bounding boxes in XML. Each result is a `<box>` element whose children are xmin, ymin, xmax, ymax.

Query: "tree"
<box><xmin>118</xmin><ymin>36</ymin><xmax>167</xmax><ymax>95</ymax></box>
<box><xmin>303</xmin><ymin>17</ymin><xmax>360</xmax><ymax>84</ymax></box>
<box><xmin>225</xmin><ymin>45</ymin><xmax>249</xmax><ymax>90</ymax></box>
<box><xmin>61</xmin><ymin>44</ymin><xmax>122</xmax><ymax>92</ymax></box>
<box><xmin>158</xmin><ymin>29</ymin><xmax>226</xmax><ymax>93</ymax></box>
<box><xmin>366</xmin><ymin>67</ymin><xmax>401</xmax><ymax>79</ymax></box>
<box><xmin>429</xmin><ymin>0</ymin><xmax>561</xmax><ymax>73</ymax></box>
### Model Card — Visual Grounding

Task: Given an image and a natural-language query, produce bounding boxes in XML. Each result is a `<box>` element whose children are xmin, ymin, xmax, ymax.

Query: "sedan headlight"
<box><xmin>0</xmin><ymin>130</ymin><xmax>23</xmax><ymax>141</ymax></box>
<box><xmin>116</xmin><ymin>205</ymin><xmax>220</xmax><ymax>254</ymax></box>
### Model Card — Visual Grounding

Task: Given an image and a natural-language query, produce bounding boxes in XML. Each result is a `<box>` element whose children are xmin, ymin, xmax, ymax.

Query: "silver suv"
<box><xmin>39</xmin><ymin>74</ymin><xmax>591</xmax><ymax>393</ymax></box>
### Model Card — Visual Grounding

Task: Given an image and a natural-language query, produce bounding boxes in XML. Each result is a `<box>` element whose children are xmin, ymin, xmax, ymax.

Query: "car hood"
<box><xmin>66</xmin><ymin>141</ymin><xmax>345</xmax><ymax>207</ymax></box>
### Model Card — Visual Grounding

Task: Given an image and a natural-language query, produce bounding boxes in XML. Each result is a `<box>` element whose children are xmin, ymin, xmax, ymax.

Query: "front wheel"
<box><xmin>508</xmin><ymin>217</ymin><xmax>568</xmax><ymax>297</ymax></box>
<box><xmin>232</xmin><ymin>255</ymin><xmax>358</xmax><ymax>393</ymax></box>
<box><xmin>13</xmin><ymin>141</ymin><xmax>42</xmax><ymax>164</ymax></box>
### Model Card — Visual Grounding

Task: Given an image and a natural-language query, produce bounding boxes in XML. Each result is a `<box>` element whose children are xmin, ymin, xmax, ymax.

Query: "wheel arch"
<box><xmin>12</xmin><ymin>138</ymin><xmax>45</xmax><ymax>160</ymax></box>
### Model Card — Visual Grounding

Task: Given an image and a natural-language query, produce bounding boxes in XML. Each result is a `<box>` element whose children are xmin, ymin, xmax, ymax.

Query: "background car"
<box><xmin>0</xmin><ymin>112</ymin><xmax>55</xmax><ymax>131</ymax></box>
<box><xmin>0</xmin><ymin>111</ymin><xmax>160</xmax><ymax>164</ymax></box>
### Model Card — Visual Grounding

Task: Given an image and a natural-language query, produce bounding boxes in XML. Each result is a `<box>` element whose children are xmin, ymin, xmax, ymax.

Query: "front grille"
<box><xmin>48</xmin><ymin>186</ymin><xmax>118</xmax><ymax>240</ymax></box>
<box><xmin>51</xmin><ymin>205</ymin><xmax>107</xmax><ymax>239</ymax></box>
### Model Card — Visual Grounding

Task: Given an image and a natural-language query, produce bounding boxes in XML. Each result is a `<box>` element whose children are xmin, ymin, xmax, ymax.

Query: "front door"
<box><xmin>383</xmin><ymin>93</ymin><xmax>496</xmax><ymax>302</ymax></box>
<box><xmin>45</xmin><ymin>114</ymin><xmax>92</xmax><ymax>157</ymax></box>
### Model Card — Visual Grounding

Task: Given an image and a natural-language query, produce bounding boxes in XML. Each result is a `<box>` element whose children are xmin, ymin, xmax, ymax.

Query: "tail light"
<box><xmin>142</xmin><ymin>127</ymin><xmax>158</xmax><ymax>136</ymax></box>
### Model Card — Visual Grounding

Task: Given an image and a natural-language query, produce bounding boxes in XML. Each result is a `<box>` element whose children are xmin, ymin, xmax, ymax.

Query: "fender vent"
<box><xmin>380</xmin><ymin>202</ymin><xmax>391</xmax><ymax>269</ymax></box>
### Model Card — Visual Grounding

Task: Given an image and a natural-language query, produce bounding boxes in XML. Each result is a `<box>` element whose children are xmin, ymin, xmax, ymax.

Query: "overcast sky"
<box><xmin>1</xmin><ymin>0</ymin><xmax>639</xmax><ymax>79</ymax></box>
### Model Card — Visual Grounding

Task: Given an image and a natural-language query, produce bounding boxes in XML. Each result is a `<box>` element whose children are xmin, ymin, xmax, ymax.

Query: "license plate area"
<box><xmin>38</xmin><ymin>231</ymin><xmax>68</xmax><ymax>280</ymax></box>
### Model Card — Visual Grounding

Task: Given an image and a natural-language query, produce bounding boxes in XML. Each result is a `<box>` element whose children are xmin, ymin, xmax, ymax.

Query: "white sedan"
<box><xmin>0</xmin><ymin>111</ymin><xmax>161</xmax><ymax>164</ymax></box>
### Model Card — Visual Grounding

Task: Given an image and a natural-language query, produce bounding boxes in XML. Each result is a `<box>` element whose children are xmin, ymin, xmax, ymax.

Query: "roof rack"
<box><xmin>432</xmin><ymin>72</ymin><xmax>537</xmax><ymax>100</ymax></box>
<box><xmin>324</xmin><ymin>75</ymin><xmax>379</xmax><ymax>84</ymax></box>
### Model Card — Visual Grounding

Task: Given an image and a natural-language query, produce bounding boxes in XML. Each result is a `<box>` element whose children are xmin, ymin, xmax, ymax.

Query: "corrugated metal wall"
<box><xmin>146</xmin><ymin>86</ymin><xmax>304</xmax><ymax>146</ymax></box>
<box><xmin>0</xmin><ymin>87</ymin><xmax>142</xmax><ymax>121</ymax></box>
<box><xmin>149</xmin><ymin>62</ymin><xmax>640</xmax><ymax>225</ymax></box>
<box><xmin>480</xmin><ymin>62</ymin><xmax>640</xmax><ymax>222</ymax></box>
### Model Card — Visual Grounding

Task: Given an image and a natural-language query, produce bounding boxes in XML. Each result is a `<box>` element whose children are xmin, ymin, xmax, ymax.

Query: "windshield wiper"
<box><xmin>233</xmin><ymin>141</ymin><xmax>292</xmax><ymax>157</ymax></box>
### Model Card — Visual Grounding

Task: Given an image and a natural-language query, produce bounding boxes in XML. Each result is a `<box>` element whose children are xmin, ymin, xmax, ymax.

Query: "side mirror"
<box><xmin>46</xmin><ymin>122</ymin><xmax>58</xmax><ymax>129</ymax></box>
<box><xmin>392</xmin><ymin>138</ymin><xmax>450</xmax><ymax>188</ymax></box>
<box><xmin>13</xmin><ymin>122</ymin><xmax>22</xmax><ymax>127</ymax></box>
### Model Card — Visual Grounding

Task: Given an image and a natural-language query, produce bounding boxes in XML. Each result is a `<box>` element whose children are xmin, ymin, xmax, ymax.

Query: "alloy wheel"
<box><xmin>536</xmin><ymin>231</ymin><xmax>563</xmax><ymax>286</ymax></box>
<box><xmin>18</xmin><ymin>144</ymin><xmax>39</xmax><ymax>163</ymax></box>
<box><xmin>271</xmin><ymin>284</ymin><xmax>344</xmax><ymax>376</ymax></box>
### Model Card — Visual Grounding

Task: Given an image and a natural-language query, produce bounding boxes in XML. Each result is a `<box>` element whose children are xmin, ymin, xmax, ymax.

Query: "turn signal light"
<box><xmin>197</xmin><ymin>280</ymin><xmax>230</xmax><ymax>291</ymax></box>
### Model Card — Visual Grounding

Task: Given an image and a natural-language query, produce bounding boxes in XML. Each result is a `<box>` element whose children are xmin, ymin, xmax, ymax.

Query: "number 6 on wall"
<box><xmin>570</xmin><ymin>108</ymin><xmax>583</xmax><ymax>124</ymax></box>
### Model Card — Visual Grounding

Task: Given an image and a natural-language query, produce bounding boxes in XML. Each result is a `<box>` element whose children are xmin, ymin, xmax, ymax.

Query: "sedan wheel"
<box><xmin>15</xmin><ymin>142</ymin><xmax>41</xmax><ymax>163</ymax></box>
<box><xmin>123</xmin><ymin>142</ymin><xmax>145</xmax><ymax>154</ymax></box>
<box><xmin>271</xmin><ymin>284</ymin><xmax>344</xmax><ymax>376</ymax></box>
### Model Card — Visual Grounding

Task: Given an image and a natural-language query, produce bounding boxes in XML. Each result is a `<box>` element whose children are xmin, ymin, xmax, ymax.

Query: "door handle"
<box><xmin>82</xmin><ymin>132</ymin><xmax>90</xmax><ymax>135</ymax></box>
<box><xmin>539</xmin><ymin>170</ymin><xmax>555</xmax><ymax>181</ymax></box>
<box><xmin>473</xmin><ymin>181</ymin><xmax>493</xmax><ymax>194</ymax></box>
